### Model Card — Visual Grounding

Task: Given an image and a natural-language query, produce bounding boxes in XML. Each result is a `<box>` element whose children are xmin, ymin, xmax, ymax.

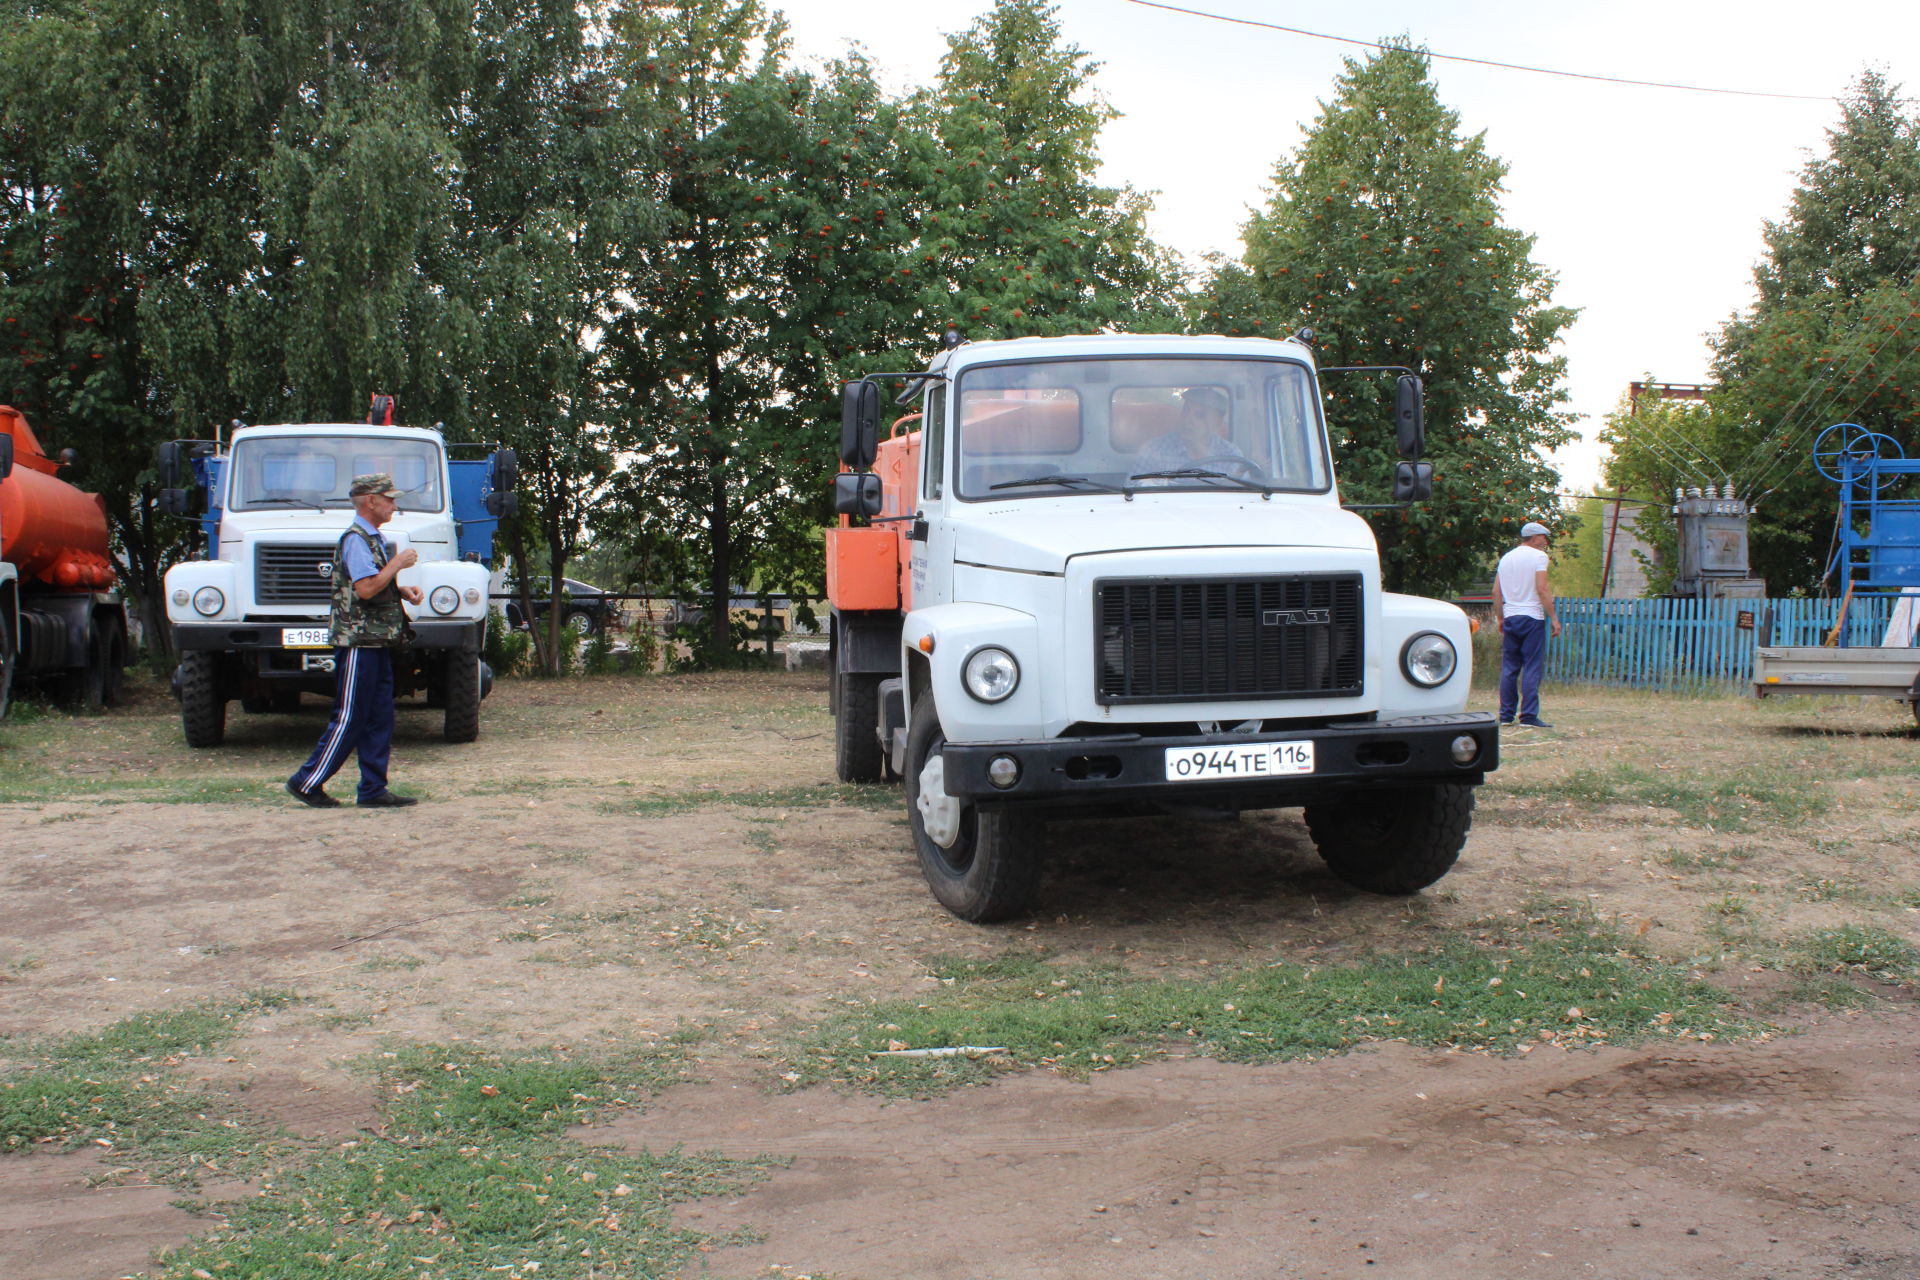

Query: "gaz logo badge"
<box><xmin>316</xmin><ymin>561</ymin><xmax>332</xmax><ymax>578</ymax></box>
<box><xmin>1262</xmin><ymin>608</ymin><xmax>1330</xmax><ymax>626</ymax></box>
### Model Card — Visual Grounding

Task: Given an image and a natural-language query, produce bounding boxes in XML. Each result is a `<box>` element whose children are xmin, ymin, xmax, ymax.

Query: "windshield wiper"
<box><xmin>988</xmin><ymin>474</ymin><xmax>1122</xmax><ymax>493</ymax></box>
<box><xmin>244</xmin><ymin>497</ymin><xmax>332</xmax><ymax>511</ymax></box>
<box><xmin>1126</xmin><ymin>468</ymin><xmax>1273</xmax><ymax>495</ymax></box>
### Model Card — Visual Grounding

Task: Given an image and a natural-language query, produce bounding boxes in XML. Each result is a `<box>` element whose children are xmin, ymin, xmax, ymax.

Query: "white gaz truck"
<box><xmin>825</xmin><ymin>331</ymin><xmax>1499</xmax><ymax>921</ymax></box>
<box><xmin>156</xmin><ymin>402</ymin><xmax>517</xmax><ymax>746</ymax></box>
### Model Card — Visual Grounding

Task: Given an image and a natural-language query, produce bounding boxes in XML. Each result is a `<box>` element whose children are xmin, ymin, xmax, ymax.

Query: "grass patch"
<box><xmin>789</xmin><ymin>922</ymin><xmax>1762</xmax><ymax>1096</ymax></box>
<box><xmin>0</xmin><ymin>774</ymin><xmax>291</xmax><ymax>806</ymax></box>
<box><xmin>624</xmin><ymin>781</ymin><xmax>897</xmax><ymax>818</ymax></box>
<box><xmin>1504</xmin><ymin>762</ymin><xmax>1830</xmax><ymax>832</ymax></box>
<box><xmin>1788</xmin><ymin>924</ymin><xmax>1920</xmax><ymax>984</ymax></box>
<box><xmin>1</xmin><ymin>992</ymin><xmax>300</xmax><ymax>1182</ymax></box>
<box><xmin>373</xmin><ymin>1043</ymin><xmax>688</xmax><ymax>1136</ymax></box>
<box><xmin>156</xmin><ymin>1041</ymin><xmax>771</xmax><ymax>1279</ymax></box>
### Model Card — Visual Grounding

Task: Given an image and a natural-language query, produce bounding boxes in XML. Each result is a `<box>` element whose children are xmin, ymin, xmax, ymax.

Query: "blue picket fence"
<box><xmin>1543</xmin><ymin>596</ymin><xmax>1900</xmax><ymax>691</ymax></box>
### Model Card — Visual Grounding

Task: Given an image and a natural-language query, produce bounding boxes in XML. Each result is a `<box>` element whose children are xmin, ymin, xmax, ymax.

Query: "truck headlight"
<box><xmin>1400</xmin><ymin>632</ymin><xmax>1456</xmax><ymax>687</ymax></box>
<box><xmin>192</xmin><ymin>586</ymin><xmax>225</xmax><ymax>617</ymax></box>
<box><xmin>962</xmin><ymin>646</ymin><xmax>1020</xmax><ymax>703</ymax></box>
<box><xmin>429</xmin><ymin>585</ymin><xmax>460</xmax><ymax>615</ymax></box>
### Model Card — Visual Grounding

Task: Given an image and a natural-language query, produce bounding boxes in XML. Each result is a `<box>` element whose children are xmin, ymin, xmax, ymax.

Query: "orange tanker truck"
<box><xmin>0</xmin><ymin>406</ymin><xmax>129</xmax><ymax>716</ymax></box>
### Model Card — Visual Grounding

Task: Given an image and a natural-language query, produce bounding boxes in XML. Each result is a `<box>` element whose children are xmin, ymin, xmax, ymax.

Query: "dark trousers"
<box><xmin>1498</xmin><ymin>615</ymin><xmax>1548</xmax><ymax>722</ymax></box>
<box><xmin>290</xmin><ymin>645</ymin><xmax>395</xmax><ymax>802</ymax></box>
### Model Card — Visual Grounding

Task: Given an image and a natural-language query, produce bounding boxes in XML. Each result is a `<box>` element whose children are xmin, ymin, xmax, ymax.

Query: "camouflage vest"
<box><xmin>330</xmin><ymin>524</ymin><xmax>411</xmax><ymax>647</ymax></box>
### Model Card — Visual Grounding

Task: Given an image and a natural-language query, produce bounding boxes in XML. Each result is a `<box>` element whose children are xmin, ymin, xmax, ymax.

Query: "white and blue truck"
<box><xmin>155</xmin><ymin>401</ymin><xmax>517</xmax><ymax>746</ymax></box>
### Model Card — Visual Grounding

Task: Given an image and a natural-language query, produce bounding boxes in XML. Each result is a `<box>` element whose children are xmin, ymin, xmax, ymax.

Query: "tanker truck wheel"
<box><xmin>442</xmin><ymin>648</ymin><xmax>481</xmax><ymax>743</ymax></box>
<box><xmin>903</xmin><ymin>699</ymin><xmax>1044</xmax><ymax>922</ymax></box>
<box><xmin>0</xmin><ymin>608</ymin><xmax>15</xmax><ymax>721</ymax></box>
<box><xmin>97</xmin><ymin>614</ymin><xmax>126</xmax><ymax>709</ymax></box>
<box><xmin>60</xmin><ymin>618</ymin><xmax>107</xmax><ymax>711</ymax></box>
<box><xmin>178</xmin><ymin>651</ymin><xmax>227</xmax><ymax>748</ymax></box>
<box><xmin>834</xmin><ymin>671</ymin><xmax>884</xmax><ymax>783</ymax></box>
<box><xmin>1303</xmin><ymin>783</ymin><xmax>1474</xmax><ymax>895</ymax></box>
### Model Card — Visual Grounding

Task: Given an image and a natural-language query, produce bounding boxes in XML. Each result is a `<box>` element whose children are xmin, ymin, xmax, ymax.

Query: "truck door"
<box><xmin>913</xmin><ymin>384</ymin><xmax>956</xmax><ymax>609</ymax></box>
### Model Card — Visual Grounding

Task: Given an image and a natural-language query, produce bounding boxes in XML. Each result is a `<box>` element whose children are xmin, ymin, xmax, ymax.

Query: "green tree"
<box><xmin>602</xmin><ymin>0</ymin><xmax>930</xmax><ymax>662</ymax></box>
<box><xmin>1703</xmin><ymin>70</ymin><xmax>1920</xmax><ymax>592</ymax></box>
<box><xmin>1195</xmin><ymin>43</ymin><xmax>1576</xmax><ymax>595</ymax></box>
<box><xmin>919</xmin><ymin>0</ymin><xmax>1181</xmax><ymax>337</ymax></box>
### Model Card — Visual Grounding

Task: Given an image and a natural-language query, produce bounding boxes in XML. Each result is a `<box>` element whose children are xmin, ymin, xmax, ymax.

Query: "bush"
<box><xmin>483</xmin><ymin>609</ymin><xmax>530</xmax><ymax>678</ymax></box>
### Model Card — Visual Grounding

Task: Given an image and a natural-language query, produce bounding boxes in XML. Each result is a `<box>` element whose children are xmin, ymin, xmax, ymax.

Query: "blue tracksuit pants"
<box><xmin>289</xmin><ymin>646</ymin><xmax>395</xmax><ymax>802</ymax></box>
<box><xmin>1498</xmin><ymin>614</ymin><xmax>1548</xmax><ymax>723</ymax></box>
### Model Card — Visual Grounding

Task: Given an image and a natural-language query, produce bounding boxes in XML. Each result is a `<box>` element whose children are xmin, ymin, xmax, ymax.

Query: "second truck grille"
<box><xmin>1095</xmin><ymin>574</ymin><xmax>1364</xmax><ymax>704</ymax></box>
<box><xmin>255</xmin><ymin>543</ymin><xmax>337</xmax><ymax>605</ymax></box>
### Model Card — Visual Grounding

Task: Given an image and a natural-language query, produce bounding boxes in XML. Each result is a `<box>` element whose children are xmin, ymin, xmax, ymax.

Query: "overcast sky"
<box><xmin>779</xmin><ymin>0</ymin><xmax>1920</xmax><ymax>496</ymax></box>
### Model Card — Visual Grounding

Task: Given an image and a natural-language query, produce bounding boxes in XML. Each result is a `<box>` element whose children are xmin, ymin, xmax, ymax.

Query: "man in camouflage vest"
<box><xmin>287</xmin><ymin>473</ymin><xmax>424</xmax><ymax>808</ymax></box>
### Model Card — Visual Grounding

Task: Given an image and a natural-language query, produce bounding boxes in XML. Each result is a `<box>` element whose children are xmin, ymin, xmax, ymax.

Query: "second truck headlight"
<box><xmin>962</xmin><ymin>646</ymin><xmax>1020</xmax><ymax>702</ymax></box>
<box><xmin>1400</xmin><ymin>632</ymin><xmax>1457</xmax><ymax>687</ymax></box>
<box><xmin>429</xmin><ymin>585</ymin><xmax>460</xmax><ymax>615</ymax></box>
<box><xmin>192</xmin><ymin>586</ymin><xmax>225</xmax><ymax>617</ymax></box>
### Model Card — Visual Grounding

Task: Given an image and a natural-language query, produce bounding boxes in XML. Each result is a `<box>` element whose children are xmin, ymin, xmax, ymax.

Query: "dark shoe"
<box><xmin>357</xmin><ymin>791</ymin><xmax>418</xmax><ymax>808</ymax></box>
<box><xmin>286</xmin><ymin>779</ymin><xmax>341</xmax><ymax>808</ymax></box>
<box><xmin>1518</xmin><ymin>717</ymin><xmax>1553</xmax><ymax>729</ymax></box>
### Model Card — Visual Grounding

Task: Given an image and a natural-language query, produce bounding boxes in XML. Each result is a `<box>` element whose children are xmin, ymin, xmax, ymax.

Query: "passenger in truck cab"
<box><xmin>1128</xmin><ymin>385</ymin><xmax>1250</xmax><ymax>480</ymax></box>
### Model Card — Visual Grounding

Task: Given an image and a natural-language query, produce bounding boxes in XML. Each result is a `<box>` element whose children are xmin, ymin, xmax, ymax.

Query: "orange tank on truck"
<box><xmin>0</xmin><ymin>406</ymin><xmax>130</xmax><ymax>716</ymax></box>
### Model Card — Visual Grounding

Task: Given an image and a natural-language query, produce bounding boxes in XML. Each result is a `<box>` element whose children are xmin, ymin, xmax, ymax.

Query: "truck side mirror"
<box><xmin>489</xmin><ymin>446</ymin><xmax>519</xmax><ymax>493</ymax></box>
<box><xmin>156</xmin><ymin>440</ymin><xmax>183</xmax><ymax>488</ymax></box>
<box><xmin>1395</xmin><ymin>375</ymin><xmax>1425</xmax><ymax>459</ymax></box>
<box><xmin>841</xmin><ymin>381</ymin><xmax>880</xmax><ymax>470</ymax></box>
<box><xmin>833</xmin><ymin>471</ymin><xmax>884</xmax><ymax>518</ymax></box>
<box><xmin>0</xmin><ymin>433</ymin><xmax>12</xmax><ymax>482</ymax></box>
<box><xmin>484</xmin><ymin>490</ymin><xmax>520</xmax><ymax>518</ymax></box>
<box><xmin>1392</xmin><ymin>461</ymin><xmax>1433</xmax><ymax>503</ymax></box>
<box><xmin>158</xmin><ymin>488</ymin><xmax>191</xmax><ymax>515</ymax></box>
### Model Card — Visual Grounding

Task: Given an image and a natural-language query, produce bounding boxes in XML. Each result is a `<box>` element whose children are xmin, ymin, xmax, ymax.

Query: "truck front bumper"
<box><xmin>170</xmin><ymin>620</ymin><xmax>483</xmax><ymax>652</ymax></box>
<box><xmin>940</xmin><ymin>712</ymin><xmax>1498</xmax><ymax>809</ymax></box>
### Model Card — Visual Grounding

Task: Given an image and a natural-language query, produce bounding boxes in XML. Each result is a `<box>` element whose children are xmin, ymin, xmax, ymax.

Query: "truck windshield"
<box><xmin>953</xmin><ymin>357</ymin><xmax>1330</xmax><ymax>500</ymax></box>
<box><xmin>228</xmin><ymin>435</ymin><xmax>445</xmax><ymax>512</ymax></box>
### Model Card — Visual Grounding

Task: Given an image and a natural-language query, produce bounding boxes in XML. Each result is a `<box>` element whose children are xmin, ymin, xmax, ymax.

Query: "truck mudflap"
<box><xmin>171</xmin><ymin>620</ymin><xmax>483</xmax><ymax>651</ymax></box>
<box><xmin>938</xmin><ymin>711</ymin><xmax>1498</xmax><ymax>807</ymax></box>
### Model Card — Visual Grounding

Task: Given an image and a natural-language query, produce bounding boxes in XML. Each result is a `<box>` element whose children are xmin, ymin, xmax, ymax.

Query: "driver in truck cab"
<box><xmin>1129</xmin><ymin>385</ymin><xmax>1250</xmax><ymax>479</ymax></box>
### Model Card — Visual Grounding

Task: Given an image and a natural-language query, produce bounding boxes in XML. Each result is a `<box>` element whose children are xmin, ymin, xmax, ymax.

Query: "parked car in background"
<box><xmin>666</xmin><ymin>591</ymin><xmax>798</xmax><ymax>639</ymax></box>
<box><xmin>502</xmin><ymin>578</ymin><xmax>621</xmax><ymax>635</ymax></box>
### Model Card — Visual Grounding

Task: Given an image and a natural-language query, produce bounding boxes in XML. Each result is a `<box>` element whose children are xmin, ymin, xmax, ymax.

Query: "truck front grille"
<box><xmin>1095</xmin><ymin>573</ymin><xmax>1364</xmax><ymax>704</ymax></box>
<box><xmin>256</xmin><ymin>543</ymin><xmax>337</xmax><ymax>605</ymax></box>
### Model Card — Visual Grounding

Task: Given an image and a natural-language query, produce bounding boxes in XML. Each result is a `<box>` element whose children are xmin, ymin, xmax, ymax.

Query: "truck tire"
<box><xmin>903</xmin><ymin>700</ymin><xmax>1044</xmax><ymax>922</ymax></box>
<box><xmin>0</xmin><ymin>608</ymin><xmax>15</xmax><ymax>721</ymax></box>
<box><xmin>1304</xmin><ymin>783</ymin><xmax>1474</xmax><ymax>895</ymax></box>
<box><xmin>97</xmin><ymin>613</ymin><xmax>126</xmax><ymax>708</ymax></box>
<box><xmin>61</xmin><ymin>618</ymin><xmax>107</xmax><ymax>711</ymax></box>
<box><xmin>834</xmin><ymin>670</ymin><xmax>884</xmax><ymax>783</ymax></box>
<box><xmin>179</xmin><ymin>651</ymin><xmax>227</xmax><ymax>747</ymax></box>
<box><xmin>443</xmin><ymin>648</ymin><xmax>482</xmax><ymax>743</ymax></box>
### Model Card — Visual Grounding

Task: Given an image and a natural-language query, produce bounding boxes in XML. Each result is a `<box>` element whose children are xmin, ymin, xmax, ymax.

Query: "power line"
<box><xmin>1124</xmin><ymin>0</ymin><xmax>1840</xmax><ymax>102</ymax></box>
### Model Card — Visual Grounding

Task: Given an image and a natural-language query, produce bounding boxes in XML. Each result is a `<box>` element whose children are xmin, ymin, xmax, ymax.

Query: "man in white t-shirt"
<box><xmin>1491</xmin><ymin>521</ymin><xmax>1560</xmax><ymax>728</ymax></box>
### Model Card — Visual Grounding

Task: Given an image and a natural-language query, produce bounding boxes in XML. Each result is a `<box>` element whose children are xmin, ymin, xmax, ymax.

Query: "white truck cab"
<box><xmin>157</xmin><ymin>413</ymin><xmax>517</xmax><ymax>746</ymax></box>
<box><xmin>826</xmin><ymin>332</ymin><xmax>1498</xmax><ymax>921</ymax></box>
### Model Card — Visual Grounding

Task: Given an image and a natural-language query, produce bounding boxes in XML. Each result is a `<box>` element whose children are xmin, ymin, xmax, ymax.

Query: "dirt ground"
<box><xmin>1</xmin><ymin>671</ymin><xmax>1917</xmax><ymax>1279</ymax></box>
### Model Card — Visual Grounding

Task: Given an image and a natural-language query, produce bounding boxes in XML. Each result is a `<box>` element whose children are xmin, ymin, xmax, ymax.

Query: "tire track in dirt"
<box><xmin>599</xmin><ymin>1013</ymin><xmax>1920</xmax><ymax>1280</ymax></box>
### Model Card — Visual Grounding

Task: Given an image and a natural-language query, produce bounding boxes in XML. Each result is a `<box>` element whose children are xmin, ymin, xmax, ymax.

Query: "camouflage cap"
<box><xmin>349</xmin><ymin>472</ymin><xmax>403</xmax><ymax>498</ymax></box>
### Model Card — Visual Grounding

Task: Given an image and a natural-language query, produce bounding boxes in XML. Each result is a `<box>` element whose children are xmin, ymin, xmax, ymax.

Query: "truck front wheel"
<box><xmin>443</xmin><ymin>648</ymin><xmax>482</xmax><ymax>743</ymax></box>
<box><xmin>903</xmin><ymin>700</ymin><xmax>1044</xmax><ymax>922</ymax></box>
<box><xmin>1304</xmin><ymin>783</ymin><xmax>1474</xmax><ymax>894</ymax></box>
<box><xmin>179</xmin><ymin>651</ymin><xmax>227</xmax><ymax>748</ymax></box>
<box><xmin>834</xmin><ymin>670</ymin><xmax>884</xmax><ymax>783</ymax></box>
